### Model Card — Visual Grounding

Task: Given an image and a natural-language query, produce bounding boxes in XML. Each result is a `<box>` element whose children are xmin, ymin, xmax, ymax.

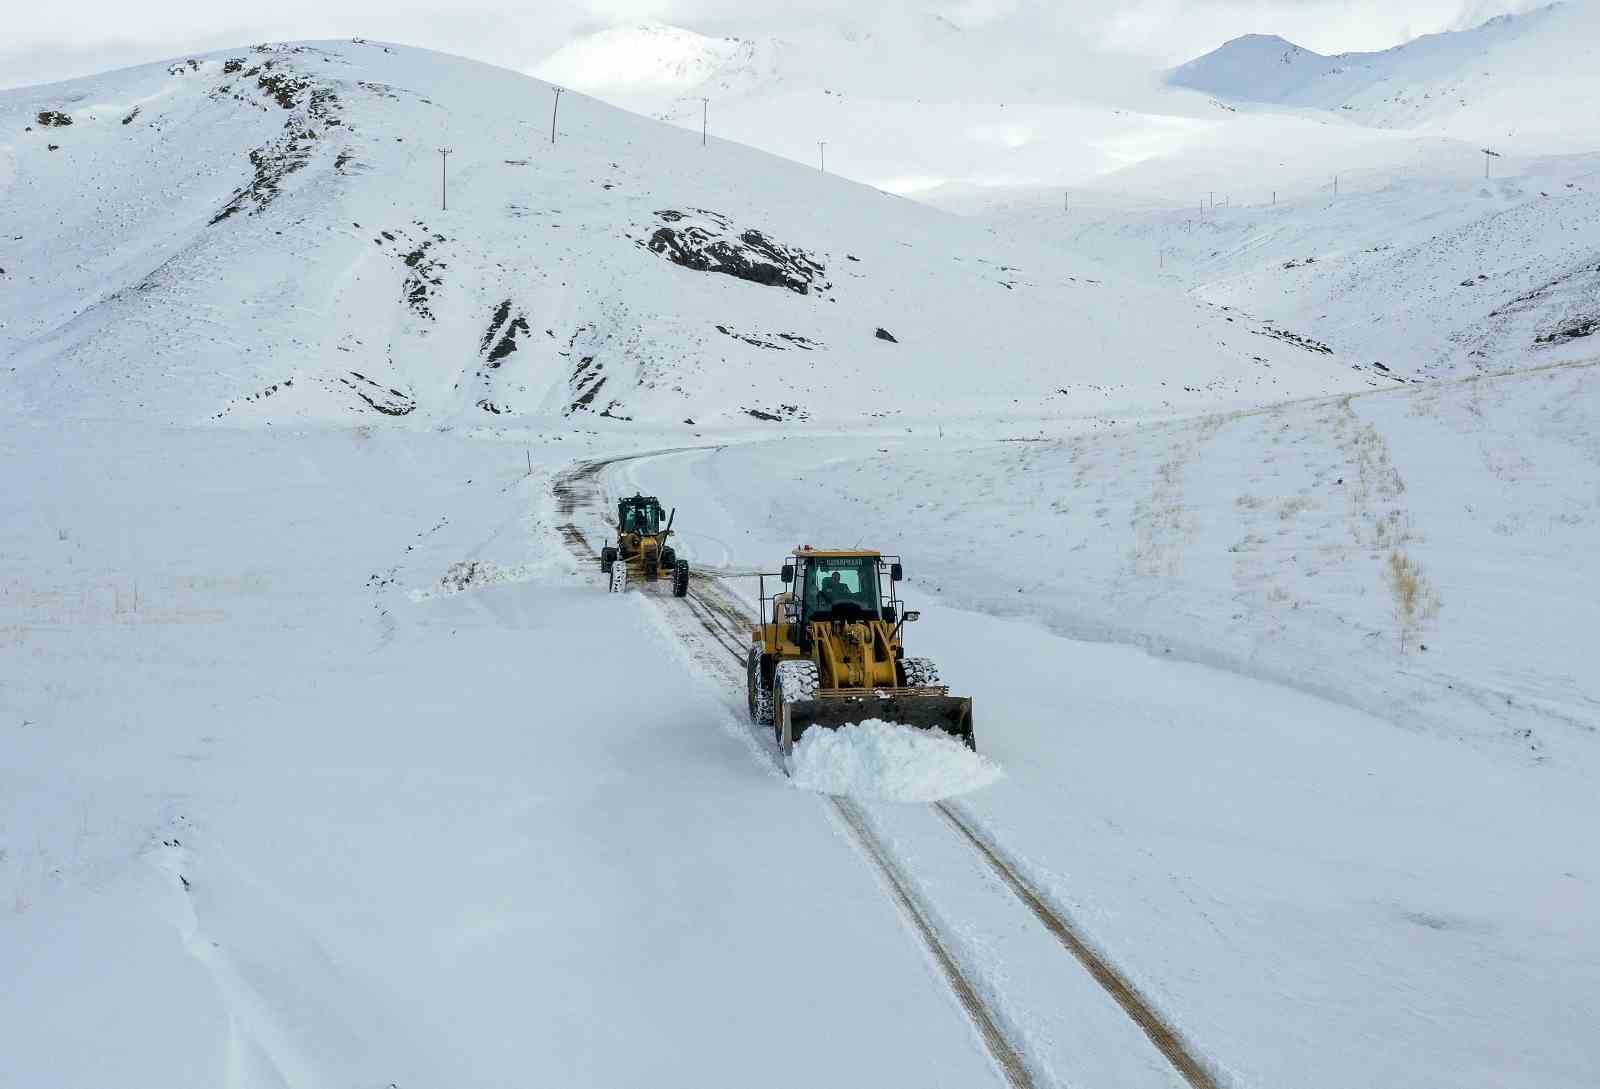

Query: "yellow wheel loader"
<box><xmin>599</xmin><ymin>494</ymin><xmax>689</xmax><ymax>596</ymax></box>
<box><xmin>747</xmin><ymin>547</ymin><xmax>974</xmax><ymax>757</ymax></box>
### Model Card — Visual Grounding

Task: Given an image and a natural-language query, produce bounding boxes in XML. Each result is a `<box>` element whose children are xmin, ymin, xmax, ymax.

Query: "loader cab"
<box><xmin>799</xmin><ymin>555</ymin><xmax>882</xmax><ymax>622</ymax></box>
<box><xmin>758</xmin><ymin>548</ymin><xmax>913</xmax><ymax>655</ymax></box>
<box><xmin>618</xmin><ymin>495</ymin><xmax>662</xmax><ymax>535</ymax></box>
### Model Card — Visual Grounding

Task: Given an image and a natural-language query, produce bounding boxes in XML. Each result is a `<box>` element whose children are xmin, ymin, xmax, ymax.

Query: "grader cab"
<box><xmin>746</xmin><ymin>547</ymin><xmax>974</xmax><ymax>756</ymax></box>
<box><xmin>600</xmin><ymin>494</ymin><xmax>689</xmax><ymax>596</ymax></box>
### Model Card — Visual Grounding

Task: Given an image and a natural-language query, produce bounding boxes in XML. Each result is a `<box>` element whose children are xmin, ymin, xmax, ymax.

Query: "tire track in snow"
<box><xmin>552</xmin><ymin>448</ymin><xmax>1222</xmax><ymax>1089</ymax></box>
<box><xmin>679</xmin><ymin>592</ymin><xmax>747</xmax><ymax>664</ymax></box>
<box><xmin>831</xmin><ymin>796</ymin><xmax>1035</xmax><ymax>1089</ymax></box>
<box><xmin>935</xmin><ymin>803</ymin><xmax>1222</xmax><ymax>1089</ymax></box>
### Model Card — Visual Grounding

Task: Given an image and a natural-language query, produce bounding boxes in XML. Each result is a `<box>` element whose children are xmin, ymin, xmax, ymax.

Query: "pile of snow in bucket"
<box><xmin>787</xmin><ymin>719</ymin><xmax>1003</xmax><ymax>802</ymax></box>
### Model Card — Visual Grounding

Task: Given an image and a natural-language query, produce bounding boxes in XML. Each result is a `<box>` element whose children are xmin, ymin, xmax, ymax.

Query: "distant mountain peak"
<box><xmin>1224</xmin><ymin>33</ymin><xmax>1305</xmax><ymax>48</ymax></box>
<box><xmin>1167</xmin><ymin>1</ymin><xmax>1583</xmax><ymax>121</ymax></box>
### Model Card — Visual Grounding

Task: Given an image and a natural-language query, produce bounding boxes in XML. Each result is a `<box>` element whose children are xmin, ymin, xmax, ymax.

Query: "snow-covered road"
<box><xmin>6</xmin><ymin>418</ymin><xmax>1595</xmax><ymax>1089</ymax></box>
<box><xmin>556</xmin><ymin>451</ymin><xmax>1216</xmax><ymax>1089</ymax></box>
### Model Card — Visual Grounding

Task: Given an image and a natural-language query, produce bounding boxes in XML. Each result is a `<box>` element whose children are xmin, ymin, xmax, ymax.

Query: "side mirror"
<box><xmin>904</xmin><ymin>610</ymin><xmax>921</xmax><ymax>622</ymax></box>
<box><xmin>890</xmin><ymin>562</ymin><xmax>903</xmax><ymax>582</ymax></box>
<box><xmin>781</xmin><ymin>564</ymin><xmax>794</xmax><ymax>584</ymax></box>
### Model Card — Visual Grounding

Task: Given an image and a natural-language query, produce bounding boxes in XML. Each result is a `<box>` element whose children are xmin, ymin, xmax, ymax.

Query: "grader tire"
<box><xmin>600</xmin><ymin>546</ymin><xmax>616</xmax><ymax>574</ymax></box>
<box><xmin>672</xmin><ymin>559</ymin><xmax>690</xmax><ymax>598</ymax></box>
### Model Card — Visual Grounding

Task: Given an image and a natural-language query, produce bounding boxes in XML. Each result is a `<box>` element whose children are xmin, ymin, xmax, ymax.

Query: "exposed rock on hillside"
<box><xmin>642</xmin><ymin>209</ymin><xmax>829</xmax><ymax>296</ymax></box>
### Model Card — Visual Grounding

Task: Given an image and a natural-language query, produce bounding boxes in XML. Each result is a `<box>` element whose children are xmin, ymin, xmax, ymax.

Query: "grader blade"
<box><xmin>787</xmin><ymin>690</ymin><xmax>975</xmax><ymax>750</ymax></box>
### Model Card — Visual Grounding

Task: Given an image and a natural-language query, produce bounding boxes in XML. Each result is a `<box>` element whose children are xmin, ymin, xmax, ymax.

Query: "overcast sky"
<box><xmin>2</xmin><ymin>0</ymin><xmax>1543</xmax><ymax>91</ymax></box>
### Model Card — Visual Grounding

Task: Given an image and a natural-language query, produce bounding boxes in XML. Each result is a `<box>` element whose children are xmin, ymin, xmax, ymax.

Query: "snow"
<box><xmin>5</xmin><ymin>22</ymin><xmax>1598</xmax><ymax>1089</ymax></box>
<box><xmin>788</xmin><ymin>719</ymin><xmax>1003</xmax><ymax>802</ymax></box>
<box><xmin>529</xmin><ymin>3</ymin><xmax>1600</xmax><ymax>218</ymax></box>
<box><xmin>535</xmin><ymin>23</ymin><xmax>760</xmax><ymax>101</ymax></box>
<box><xmin>1167</xmin><ymin>3</ymin><xmax>1599</xmax><ymax>154</ymax></box>
<box><xmin>632</xmin><ymin>356</ymin><xmax>1600</xmax><ymax>763</ymax></box>
<box><xmin>610</xmin><ymin>378</ymin><xmax>1600</xmax><ymax>1088</ymax></box>
<box><xmin>1114</xmin><ymin>170</ymin><xmax>1591</xmax><ymax>377</ymax></box>
<box><xmin>0</xmin><ymin>41</ymin><xmax>1366</xmax><ymax>429</ymax></box>
<box><xmin>408</xmin><ymin>558</ymin><xmax>543</xmax><ymax>600</ymax></box>
<box><xmin>0</xmin><ymin>421</ymin><xmax>1008</xmax><ymax>1089</ymax></box>
<box><xmin>528</xmin><ymin>9</ymin><xmax>1318</xmax><ymax>203</ymax></box>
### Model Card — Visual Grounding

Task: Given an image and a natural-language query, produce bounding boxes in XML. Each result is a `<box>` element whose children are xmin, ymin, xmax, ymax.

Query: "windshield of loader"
<box><xmin>801</xmin><ymin>556</ymin><xmax>880</xmax><ymax>620</ymax></box>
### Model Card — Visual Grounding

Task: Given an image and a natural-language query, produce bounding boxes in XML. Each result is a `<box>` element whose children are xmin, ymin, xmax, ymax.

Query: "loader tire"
<box><xmin>773</xmin><ymin>660</ymin><xmax>819</xmax><ymax>758</ymax></box>
<box><xmin>672</xmin><ymin>559</ymin><xmax>690</xmax><ymax>598</ymax></box>
<box><xmin>600</xmin><ymin>546</ymin><xmax>616</xmax><ymax>574</ymax></box>
<box><xmin>747</xmin><ymin>645</ymin><xmax>773</xmax><ymax>726</ymax></box>
<box><xmin>899</xmin><ymin>657</ymin><xmax>942</xmax><ymax>687</ymax></box>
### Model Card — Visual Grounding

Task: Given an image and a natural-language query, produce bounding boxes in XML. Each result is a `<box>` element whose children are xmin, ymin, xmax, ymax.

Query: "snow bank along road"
<box><xmin>555</xmin><ymin>450</ymin><xmax>1218</xmax><ymax>1089</ymax></box>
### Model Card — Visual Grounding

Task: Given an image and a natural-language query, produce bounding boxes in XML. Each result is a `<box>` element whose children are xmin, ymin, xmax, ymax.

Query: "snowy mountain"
<box><xmin>0</xmin><ymin>40</ymin><xmax>1368</xmax><ymax>429</ymax></box>
<box><xmin>1168</xmin><ymin>2</ymin><xmax>1599</xmax><ymax>151</ymax></box>
<box><xmin>1012</xmin><ymin>153</ymin><xmax>1600</xmax><ymax>378</ymax></box>
<box><xmin>953</xmin><ymin>6</ymin><xmax>1600</xmax><ymax>380</ymax></box>
<box><xmin>528</xmin><ymin>12</ymin><xmax>1243</xmax><ymax>204</ymax></box>
<box><xmin>529</xmin><ymin>3</ymin><xmax>1600</xmax><ymax>215</ymax></box>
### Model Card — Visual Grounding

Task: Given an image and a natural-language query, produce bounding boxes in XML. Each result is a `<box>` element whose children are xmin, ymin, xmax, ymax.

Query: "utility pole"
<box><xmin>437</xmin><ymin>146</ymin><xmax>452</xmax><ymax>211</ymax></box>
<box><xmin>818</xmin><ymin>141</ymin><xmax>826</xmax><ymax>172</ymax></box>
<box><xmin>550</xmin><ymin>87</ymin><xmax>564</xmax><ymax>145</ymax></box>
<box><xmin>1481</xmin><ymin>147</ymin><xmax>1501</xmax><ymax>178</ymax></box>
<box><xmin>701</xmin><ymin>97</ymin><xmax>709</xmax><ymax>146</ymax></box>
<box><xmin>1064</xmin><ymin>190</ymin><xmax>1069</xmax><ymax>213</ymax></box>
<box><xmin>1333</xmin><ymin>173</ymin><xmax>1338</xmax><ymax>196</ymax></box>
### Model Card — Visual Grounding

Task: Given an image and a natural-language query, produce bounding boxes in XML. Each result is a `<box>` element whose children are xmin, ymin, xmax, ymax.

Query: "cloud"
<box><xmin>1</xmin><ymin>0</ymin><xmax>1541</xmax><ymax>90</ymax></box>
<box><xmin>1</xmin><ymin>1</ymin><xmax>588</xmax><ymax>89</ymax></box>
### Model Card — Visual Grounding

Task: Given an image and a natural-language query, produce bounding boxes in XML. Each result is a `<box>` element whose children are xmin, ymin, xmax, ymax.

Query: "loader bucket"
<box><xmin>783</xmin><ymin>691</ymin><xmax>976</xmax><ymax>751</ymax></box>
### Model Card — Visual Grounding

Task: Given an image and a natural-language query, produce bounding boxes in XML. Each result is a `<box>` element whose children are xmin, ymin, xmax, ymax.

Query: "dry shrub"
<box><xmin>1387</xmin><ymin>549</ymin><xmax>1440</xmax><ymax>652</ymax></box>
